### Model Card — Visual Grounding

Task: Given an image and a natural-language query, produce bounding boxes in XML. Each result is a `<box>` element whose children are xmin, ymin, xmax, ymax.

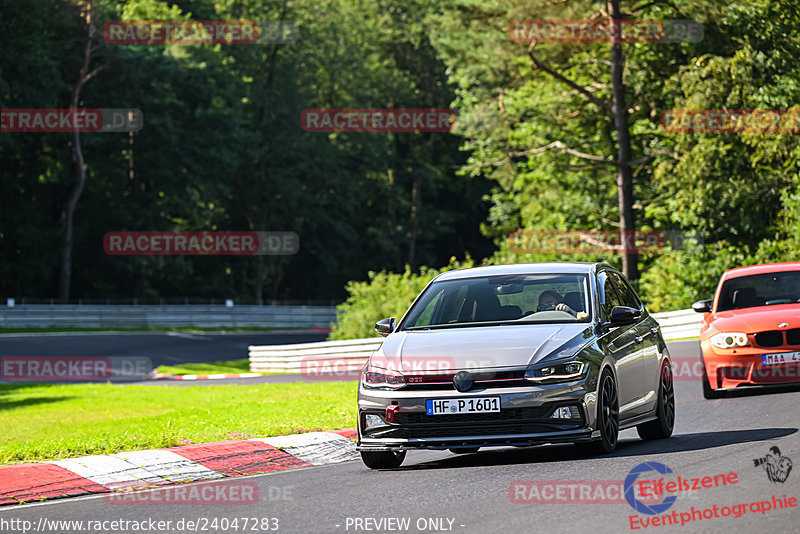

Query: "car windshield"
<box><xmin>402</xmin><ymin>273</ymin><xmax>591</xmax><ymax>329</ymax></box>
<box><xmin>716</xmin><ymin>271</ymin><xmax>800</xmax><ymax>311</ymax></box>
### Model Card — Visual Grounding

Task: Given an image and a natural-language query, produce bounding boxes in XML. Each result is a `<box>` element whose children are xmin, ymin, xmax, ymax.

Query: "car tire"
<box><xmin>701</xmin><ymin>356</ymin><xmax>724</xmax><ymax>399</ymax></box>
<box><xmin>637</xmin><ymin>360</ymin><xmax>675</xmax><ymax>440</ymax></box>
<box><xmin>578</xmin><ymin>369</ymin><xmax>619</xmax><ymax>455</ymax></box>
<box><xmin>449</xmin><ymin>447</ymin><xmax>480</xmax><ymax>454</ymax></box>
<box><xmin>360</xmin><ymin>450</ymin><xmax>406</xmax><ymax>469</ymax></box>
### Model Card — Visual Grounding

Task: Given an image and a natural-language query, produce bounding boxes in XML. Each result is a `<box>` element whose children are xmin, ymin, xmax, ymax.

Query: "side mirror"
<box><xmin>692</xmin><ymin>299</ymin><xmax>712</xmax><ymax>313</ymax></box>
<box><xmin>608</xmin><ymin>306</ymin><xmax>641</xmax><ymax>326</ymax></box>
<box><xmin>375</xmin><ymin>317</ymin><xmax>396</xmax><ymax>337</ymax></box>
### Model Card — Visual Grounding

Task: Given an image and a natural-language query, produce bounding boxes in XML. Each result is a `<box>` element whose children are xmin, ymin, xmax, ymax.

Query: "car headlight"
<box><xmin>710</xmin><ymin>332</ymin><xmax>749</xmax><ymax>349</ymax></box>
<box><xmin>524</xmin><ymin>361</ymin><xmax>586</xmax><ymax>382</ymax></box>
<box><xmin>361</xmin><ymin>363</ymin><xmax>406</xmax><ymax>389</ymax></box>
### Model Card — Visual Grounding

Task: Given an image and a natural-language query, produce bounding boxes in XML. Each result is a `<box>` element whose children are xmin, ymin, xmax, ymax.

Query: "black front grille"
<box><xmin>365</xmin><ymin>403</ymin><xmax>586</xmax><ymax>439</ymax></box>
<box><xmin>403</xmin><ymin>379</ymin><xmax>530</xmax><ymax>391</ymax></box>
<box><xmin>396</xmin><ymin>406</ymin><xmax>553</xmax><ymax>424</ymax></box>
<box><xmin>372</xmin><ymin>422</ymin><xmax>581</xmax><ymax>439</ymax></box>
<box><xmin>477</xmin><ymin>379</ymin><xmax>530</xmax><ymax>389</ymax></box>
<box><xmin>787</xmin><ymin>328</ymin><xmax>800</xmax><ymax>345</ymax></box>
<box><xmin>403</xmin><ymin>383</ymin><xmax>456</xmax><ymax>391</ymax></box>
<box><xmin>403</xmin><ymin>370</ymin><xmax>527</xmax><ymax>391</ymax></box>
<box><xmin>755</xmin><ymin>330</ymin><xmax>783</xmax><ymax>347</ymax></box>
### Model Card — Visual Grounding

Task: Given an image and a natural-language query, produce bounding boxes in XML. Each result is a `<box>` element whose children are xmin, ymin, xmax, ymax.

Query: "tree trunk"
<box><xmin>58</xmin><ymin>1</ymin><xmax>101</xmax><ymax>301</ymax></box>
<box><xmin>254</xmin><ymin>254</ymin><xmax>265</xmax><ymax>305</ymax></box>
<box><xmin>407</xmin><ymin>173</ymin><xmax>421</xmax><ymax>267</ymax></box>
<box><xmin>406</xmin><ymin>132</ymin><xmax>437</xmax><ymax>268</ymax></box>
<box><xmin>386</xmin><ymin>168</ymin><xmax>402</xmax><ymax>272</ymax></box>
<box><xmin>608</xmin><ymin>0</ymin><xmax>638</xmax><ymax>281</ymax></box>
<box><xmin>58</xmin><ymin>123</ymin><xmax>86</xmax><ymax>302</ymax></box>
<box><xmin>250</xmin><ymin>201</ymin><xmax>271</xmax><ymax>304</ymax></box>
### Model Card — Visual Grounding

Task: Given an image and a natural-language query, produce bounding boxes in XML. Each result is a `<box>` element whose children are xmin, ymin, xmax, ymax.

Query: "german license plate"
<box><xmin>426</xmin><ymin>397</ymin><xmax>500</xmax><ymax>415</ymax></box>
<box><xmin>762</xmin><ymin>351</ymin><xmax>800</xmax><ymax>366</ymax></box>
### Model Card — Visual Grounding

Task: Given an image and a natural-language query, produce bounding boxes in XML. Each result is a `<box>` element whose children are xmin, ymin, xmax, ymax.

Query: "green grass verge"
<box><xmin>0</xmin><ymin>326</ymin><xmax>302</xmax><ymax>334</ymax></box>
<box><xmin>0</xmin><ymin>381</ymin><xmax>356</xmax><ymax>464</ymax></box>
<box><xmin>156</xmin><ymin>359</ymin><xmax>256</xmax><ymax>376</ymax></box>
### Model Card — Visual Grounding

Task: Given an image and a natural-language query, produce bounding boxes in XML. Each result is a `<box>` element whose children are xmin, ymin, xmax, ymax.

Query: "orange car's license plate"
<box><xmin>762</xmin><ymin>351</ymin><xmax>800</xmax><ymax>365</ymax></box>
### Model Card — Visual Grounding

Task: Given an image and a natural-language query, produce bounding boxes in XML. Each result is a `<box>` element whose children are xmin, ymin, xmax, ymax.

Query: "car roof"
<box><xmin>721</xmin><ymin>262</ymin><xmax>800</xmax><ymax>281</ymax></box>
<box><xmin>433</xmin><ymin>262</ymin><xmax>603</xmax><ymax>281</ymax></box>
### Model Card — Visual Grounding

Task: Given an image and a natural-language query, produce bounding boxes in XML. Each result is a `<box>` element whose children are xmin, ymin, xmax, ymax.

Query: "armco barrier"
<box><xmin>248</xmin><ymin>309</ymin><xmax>703</xmax><ymax>373</ymax></box>
<box><xmin>654</xmin><ymin>308</ymin><xmax>703</xmax><ymax>340</ymax></box>
<box><xmin>249</xmin><ymin>338</ymin><xmax>383</xmax><ymax>373</ymax></box>
<box><xmin>0</xmin><ymin>304</ymin><xmax>336</xmax><ymax>329</ymax></box>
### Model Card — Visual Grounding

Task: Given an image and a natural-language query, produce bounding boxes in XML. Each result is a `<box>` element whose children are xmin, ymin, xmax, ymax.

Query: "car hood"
<box><xmin>371</xmin><ymin>323</ymin><xmax>595</xmax><ymax>372</ymax></box>
<box><xmin>705</xmin><ymin>304</ymin><xmax>800</xmax><ymax>335</ymax></box>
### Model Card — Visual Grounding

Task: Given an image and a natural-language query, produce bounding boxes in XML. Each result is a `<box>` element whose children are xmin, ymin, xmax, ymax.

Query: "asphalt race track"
<box><xmin>2</xmin><ymin>340</ymin><xmax>799</xmax><ymax>534</ymax></box>
<box><xmin>0</xmin><ymin>330</ymin><xmax>328</xmax><ymax>368</ymax></box>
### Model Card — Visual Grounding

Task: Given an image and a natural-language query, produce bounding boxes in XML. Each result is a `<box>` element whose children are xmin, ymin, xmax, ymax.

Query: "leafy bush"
<box><xmin>638</xmin><ymin>242</ymin><xmax>757</xmax><ymax>312</ymax></box>
<box><xmin>641</xmin><ymin>176</ymin><xmax>800</xmax><ymax>312</ymax></box>
<box><xmin>331</xmin><ymin>198</ymin><xmax>800</xmax><ymax>335</ymax></box>
<box><xmin>754</xmin><ymin>176</ymin><xmax>800</xmax><ymax>263</ymax></box>
<box><xmin>328</xmin><ymin>257</ymin><xmax>476</xmax><ymax>340</ymax></box>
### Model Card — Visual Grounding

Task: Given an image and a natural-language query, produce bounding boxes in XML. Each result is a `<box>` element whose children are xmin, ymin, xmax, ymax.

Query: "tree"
<box><xmin>58</xmin><ymin>1</ymin><xmax>108</xmax><ymax>301</ymax></box>
<box><xmin>431</xmin><ymin>0</ymin><xmax>721</xmax><ymax>282</ymax></box>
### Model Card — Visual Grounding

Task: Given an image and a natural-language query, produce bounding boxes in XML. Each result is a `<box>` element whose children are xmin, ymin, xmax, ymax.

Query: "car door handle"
<box><xmin>635</xmin><ymin>335</ymin><xmax>644</xmax><ymax>344</ymax></box>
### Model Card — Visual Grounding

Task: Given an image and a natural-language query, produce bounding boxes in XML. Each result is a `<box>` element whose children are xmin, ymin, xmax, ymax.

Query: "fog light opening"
<box><xmin>550</xmin><ymin>405</ymin><xmax>580</xmax><ymax>419</ymax></box>
<box><xmin>365</xmin><ymin>414</ymin><xmax>385</xmax><ymax>429</ymax></box>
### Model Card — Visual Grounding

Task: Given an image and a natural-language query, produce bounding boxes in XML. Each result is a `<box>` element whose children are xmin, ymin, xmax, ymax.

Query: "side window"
<box><xmin>600</xmin><ymin>272</ymin><xmax>624</xmax><ymax>319</ymax></box>
<box><xmin>610</xmin><ymin>272</ymin><xmax>642</xmax><ymax>310</ymax></box>
<box><xmin>405</xmin><ymin>289</ymin><xmax>442</xmax><ymax>327</ymax></box>
<box><xmin>438</xmin><ymin>285</ymin><xmax>469</xmax><ymax>324</ymax></box>
<box><xmin>414</xmin><ymin>292</ymin><xmax>441</xmax><ymax>326</ymax></box>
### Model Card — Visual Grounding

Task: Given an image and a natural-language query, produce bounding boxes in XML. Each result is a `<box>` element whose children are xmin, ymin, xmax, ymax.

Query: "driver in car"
<box><xmin>537</xmin><ymin>290</ymin><xmax>578</xmax><ymax>316</ymax></box>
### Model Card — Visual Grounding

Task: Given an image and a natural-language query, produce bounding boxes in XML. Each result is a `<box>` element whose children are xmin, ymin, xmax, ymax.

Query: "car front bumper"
<box><xmin>702</xmin><ymin>342</ymin><xmax>800</xmax><ymax>390</ymax></box>
<box><xmin>356</xmin><ymin>377</ymin><xmax>599</xmax><ymax>451</ymax></box>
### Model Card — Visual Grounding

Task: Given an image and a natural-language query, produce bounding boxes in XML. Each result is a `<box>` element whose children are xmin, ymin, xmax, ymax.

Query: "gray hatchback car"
<box><xmin>356</xmin><ymin>262</ymin><xmax>675</xmax><ymax>469</ymax></box>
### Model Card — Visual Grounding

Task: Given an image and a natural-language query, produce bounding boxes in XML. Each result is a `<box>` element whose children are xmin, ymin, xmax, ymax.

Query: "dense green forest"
<box><xmin>2</xmin><ymin>0</ymin><xmax>799</xmax><ymax>310</ymax></box>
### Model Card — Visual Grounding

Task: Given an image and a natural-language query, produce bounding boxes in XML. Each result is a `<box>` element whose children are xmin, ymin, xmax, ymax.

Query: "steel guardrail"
<box><xmin>248</xmin><ymin>308</ymin><xmax>703</xmax><ymax>373</ymax></box>
<box><xmin>0</xmin><ymin>304</ymin><xmax>337</xmax><ymax>329</ymax></box>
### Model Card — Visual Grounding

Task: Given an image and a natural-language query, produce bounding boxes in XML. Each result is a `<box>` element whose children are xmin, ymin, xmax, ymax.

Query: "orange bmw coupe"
<box><xmin>693</xmin><ymin>262</ymin><xmax>800</xmax><ymax>398</ymax></box>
